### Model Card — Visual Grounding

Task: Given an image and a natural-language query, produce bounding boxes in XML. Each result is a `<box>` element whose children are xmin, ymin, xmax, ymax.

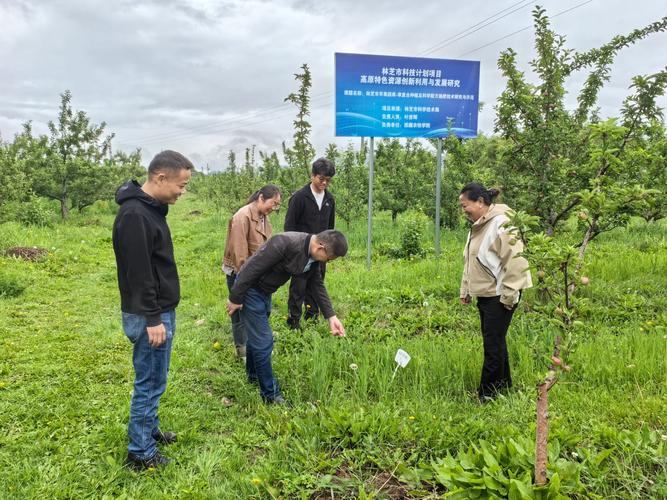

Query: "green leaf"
<box><xmin>459</xmin><ymin>453</ymin><xmax>476</xmax><ymax>470</ymax></box>
<box><xmin>481</xmin><ymin>441</ymin><xmax>500</xmax><ymax>469</ymax></box>
<box><xmin>593</xmin><ymin>448</ymin><xmax>614</xmax><ymax>466</ymax></box>
<box><xmin>548</xmin><ymin>472</ymin><xmax>561</xmax><ymax>499</ymax></box>
<box><xmin>509</xmin><ymin>478</ymin><xmax>534</xmax><ymax>500</ymax></box>
<box><xmin>483</xmin><ymin>474</ymin><xmax>507</xmax><ymax>495</ymax></box>
<box><xmin>510</xmin><ymin>438</ymin><xmax>528</xmax><ymax>458</ymax></box>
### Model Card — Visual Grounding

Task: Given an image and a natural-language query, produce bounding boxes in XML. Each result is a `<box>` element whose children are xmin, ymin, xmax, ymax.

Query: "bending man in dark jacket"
<box><xmin>112</xmin><ymin>150</ymin><xmax>193</xmax><ymax>470</ymax></box>
<box><xmin>283</xmin><ymin>158</ymin><xmax>336</xmax><ymax>329</ymax></box>
<box><xmin>227</xmin><ymin>230</ymin><xmax>347</xmax><ymax>404</ymax></box>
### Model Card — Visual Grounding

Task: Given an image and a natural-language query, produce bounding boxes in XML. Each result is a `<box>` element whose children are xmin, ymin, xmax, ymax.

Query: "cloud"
<box><xmin>1</xmin><ymin>0</ymin><xmax>665</xmax><ymax>166</ymax></box>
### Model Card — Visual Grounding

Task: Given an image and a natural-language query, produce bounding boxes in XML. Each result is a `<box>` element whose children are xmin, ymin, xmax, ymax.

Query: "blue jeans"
<box><xmin>122</xmin><ymin>310</ymin><xmax>175</xmax><ymax>459</ymax></box>
<box><xmin>240</xmin><ymin>288</ymin><xmax>281</xmax><ymax>401</ymax></box>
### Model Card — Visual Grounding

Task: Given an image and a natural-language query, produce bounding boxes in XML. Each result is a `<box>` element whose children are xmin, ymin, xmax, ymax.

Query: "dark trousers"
<box><xmin>226</xmin><ymin>274</ymin><xmax>246</xmax><ymax>348</ymax></box>
<box><xmin>476</xmin><ymin>296</ymin><xmax>517</xmax><ymax>398</ymax></box>
<box><xmin>287</xmin><ymin>263</ymin><xmax>326</xmax><ymax>323</ymax></box>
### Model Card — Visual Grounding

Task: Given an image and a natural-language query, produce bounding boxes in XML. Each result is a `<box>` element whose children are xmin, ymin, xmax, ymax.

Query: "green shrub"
<box><xmin>20</xmin><ymin>197</ymin><xmax>55</xmax><ymax>226</ymax></box>
<box><xmin>0</xmin><ymin>269</ymin><xmax>25</xmax><ymax>298</ymax></box>
<box><xmin>376</xmin><ymin>210</ymin><xmax>430</xmax><ymax>259</ymax></box>
<box><xmin>0</xmin><ymin>197</ymin><xmax>55</xmax><ymax>226</ymax></box>
<box><xmin>400</xmin><ymin>213</ymin><xmax>427</xmax><ymax>258</ymax></box>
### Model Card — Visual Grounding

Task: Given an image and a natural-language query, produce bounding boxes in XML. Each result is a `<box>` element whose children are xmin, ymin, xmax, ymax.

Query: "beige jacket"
<box><xmin>223</xmin><ymin>203</ymin><xmax>272</xmax><ymax>274</ymax></box>
<box><xmin>460</xmin><ymin>203</ymin><xmax>532</xmax><ymax>306</ymax></box>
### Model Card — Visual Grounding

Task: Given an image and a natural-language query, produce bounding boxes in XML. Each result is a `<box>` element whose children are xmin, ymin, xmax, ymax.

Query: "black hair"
<box><xmin>148</xmin><ymin>150</ymin><xmax>194</xmax><ymax>179</ymax></box>
<box><xmin>315</xmin><ymin>230</ymin><xmax>348</xmax><ymax>258</ymax></box>
<box><xmin>460</xmin><ymin>182</ymin><xmax>500</xmax><ymax>206</ymax></box>
<box><xmin>312</xmin><ymin>157</ymin><xmax>335</xmax><ymax>177</ymax></box>
<box><xmin>248</xmin><ymin>184</ymin><xmax>281</xmax><ymax>203</ymax></box>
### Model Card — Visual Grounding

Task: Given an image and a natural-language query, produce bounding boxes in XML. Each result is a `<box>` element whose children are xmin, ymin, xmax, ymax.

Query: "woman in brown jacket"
<box><xmin>459</xmin><ymin>182</ymin><xmax>532</xmax><ymax>402</ymax></box>
<box><xmin>223</xmin><ymin>185</ymin><xmax>281</xmax><ymax>360</ymax></box>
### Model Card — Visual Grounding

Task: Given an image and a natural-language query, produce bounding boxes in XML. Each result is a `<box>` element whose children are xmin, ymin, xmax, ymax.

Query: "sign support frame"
<box><xmin>366</xmin><ymin>137</ymin><xmax>375</xmax><ymax>270</ymax></box>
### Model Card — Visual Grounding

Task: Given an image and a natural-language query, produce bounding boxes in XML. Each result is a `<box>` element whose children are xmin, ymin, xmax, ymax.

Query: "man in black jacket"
<box><xmin>284</xmin><ymin>158</ymin><xmax>336</xmax><ymax>329</ymax></box>
<box><xmin>227</xmin><ymin>230</ymin><xmax>347</xmax><ymax>404</ymax></box>
<box><xmin>112</xmin><ymin>150</ymin><xmax>193</xmax><ymax>470</ymax></box>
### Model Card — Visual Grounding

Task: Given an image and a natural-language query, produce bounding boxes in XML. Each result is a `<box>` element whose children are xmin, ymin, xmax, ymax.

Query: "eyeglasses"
<box><xmin>315</xmin><ymin>175</ymin><xmax>332</xmax><ymax>184</ymax></box>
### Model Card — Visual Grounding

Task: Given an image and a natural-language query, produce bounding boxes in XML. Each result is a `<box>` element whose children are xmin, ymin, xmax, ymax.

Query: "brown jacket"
<box><xmin>223</xmin><ymin>203</ymin><xmax>272</xmax><ymax>274</ymax></box>
<box><xmin>460</xmin><ymin>203</ymin><xmax>532</xmax><ymax>306</ymax></box>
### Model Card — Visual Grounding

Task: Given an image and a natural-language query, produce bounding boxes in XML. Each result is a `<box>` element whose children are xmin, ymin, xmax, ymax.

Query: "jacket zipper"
<box><xmin>464</xmin><ymin>232</ymin><xmax>472</xmax><ymax>281</ymax></box>
<box><xmin>476</xmin><ymin>256</ymin><xmax>496</xmax><ymax>281</ymax></box>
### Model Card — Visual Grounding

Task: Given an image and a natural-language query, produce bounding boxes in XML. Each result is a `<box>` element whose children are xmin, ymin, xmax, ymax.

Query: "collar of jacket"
<box><xmin>248</xmin><ymin>202</ymin><xmax>268</xmax><ymax>236</ymax></box>
<box><xmin>301</xmin><ymin>183</ymin><xmax>332</xmax><ymax>205</ymax></box>
<box><xmin>115</xmin><ymin>180</ymin><xmax>169</xmax><ymax>217</ymax></box>
<box><xmin>471</xmin><ymin>203</ymin><xmax>509</xmax><ymax>231</ymax></box>
<box><xmin>303</xmin><ymin>233</ymin><xmax>314</xmax><ymax>260</ymax></box>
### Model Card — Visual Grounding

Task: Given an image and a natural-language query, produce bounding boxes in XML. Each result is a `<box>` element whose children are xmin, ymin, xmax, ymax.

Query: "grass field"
<box><xmin>0</xmin><ymin>194</ymin><xmax>665</xmax><ymax>499</ymax></box>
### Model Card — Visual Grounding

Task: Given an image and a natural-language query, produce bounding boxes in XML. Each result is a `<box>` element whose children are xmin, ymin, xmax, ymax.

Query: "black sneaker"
<box><xmin>126</xmin><ymin>451</ymin><xmax>171</xmax><ymax>471</ymax></box>
<box><xmin>153</xmin><ymin>429</ymin><xmax>177</xmax><ymax>445</ymax></box>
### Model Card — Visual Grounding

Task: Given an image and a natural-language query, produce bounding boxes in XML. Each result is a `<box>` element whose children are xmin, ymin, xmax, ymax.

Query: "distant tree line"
<box><xmin>2</xmin><ymin>10</ymin><xmax>665</xmax><ymax>236</ymax></box>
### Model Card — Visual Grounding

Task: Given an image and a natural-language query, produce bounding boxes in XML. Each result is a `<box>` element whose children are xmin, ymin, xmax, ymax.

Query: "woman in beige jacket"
<box><xmin>223</xmin><ymin>185</ymin><xmax>281</xmax><ymax>360</ymax></box>
<box><xmin>459</xmin><ymin>182</ymin><xmax>532</xmax><ymax>402</ymax></box>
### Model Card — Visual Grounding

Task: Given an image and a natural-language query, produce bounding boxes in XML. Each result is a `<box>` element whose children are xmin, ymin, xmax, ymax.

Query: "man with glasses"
<box><xmin>227</xmin><ymin>230</ymin><xmax>348</xmax><ymax>404</ymax></box>
<box><xmin>284</xmin><ymin>158</ymin><xmax>336</xmax><ymax>330</ymax></box>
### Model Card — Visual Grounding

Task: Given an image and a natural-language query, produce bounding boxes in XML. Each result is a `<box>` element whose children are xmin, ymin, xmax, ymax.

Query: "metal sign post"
<box><xmin>367</xmin><ymin>137</ymin><xmax>375</xmax><ymax>270</ymax></box>
<box><xmin>435</xmin><ymin>138</ymin><xmax>443</xmax><ymax>257</ymax></box>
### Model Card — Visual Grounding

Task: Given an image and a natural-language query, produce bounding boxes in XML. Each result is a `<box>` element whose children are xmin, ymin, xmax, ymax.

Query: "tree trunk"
<box><xmin>535</xmin><ymin>382</ymin><xmax>550</xmax><ymax>485</ymax></box>
<box><xmin>60</xmin><ymin>196</ymin><xmax>69</xmax><ymax>219</ymax></box>
<box><xmin>535</xmin><ymin>336</ymin><xmax>561</xmax><ymax>486</ymax></box>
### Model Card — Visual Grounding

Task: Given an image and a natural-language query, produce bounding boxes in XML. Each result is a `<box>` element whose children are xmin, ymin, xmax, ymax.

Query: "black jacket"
<box><xmin>112</xmin><ymin>180</ymin><xmax>180</xmax><ymax>326</ymax></box>
<box><xmin>284</xmin><ymin>184</ymin><xmax>335</xmax><ymax>233</ymax></box>
<box><xmin>229</xmin><ymin>232</ymin><xmax>335</xmax><ymax>318</ymax></box>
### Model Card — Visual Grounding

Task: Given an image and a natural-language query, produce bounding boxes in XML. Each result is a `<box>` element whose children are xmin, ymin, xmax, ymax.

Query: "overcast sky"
<box><xmin>1</xmin><ymin>0</ymin><xmax>665</xmax><ymax>170</ymax></box>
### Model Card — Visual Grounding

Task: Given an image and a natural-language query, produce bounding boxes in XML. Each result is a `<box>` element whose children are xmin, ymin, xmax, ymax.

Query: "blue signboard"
<box><xmin>335</xmin><ymin>52</ymin><xmax>480</xmax><ymax>138</ymax></box>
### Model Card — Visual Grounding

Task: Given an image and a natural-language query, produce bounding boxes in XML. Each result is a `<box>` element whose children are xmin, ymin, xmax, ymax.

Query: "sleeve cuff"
<box><xmin>500</xmin><ymin>294</ymin><xmax>517</xmax><ymax>306</ymax></box>
<box><xmin>146</xmin><ymin>314</ymin><xmax>162</xmax><ymax>327</ymax></box>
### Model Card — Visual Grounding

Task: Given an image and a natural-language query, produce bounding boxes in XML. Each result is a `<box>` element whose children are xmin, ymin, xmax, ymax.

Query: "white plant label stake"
<box><xmin>391</xmin><ymin>349</ymin><xmax>411</xmax><ymax>381</ymax></box>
